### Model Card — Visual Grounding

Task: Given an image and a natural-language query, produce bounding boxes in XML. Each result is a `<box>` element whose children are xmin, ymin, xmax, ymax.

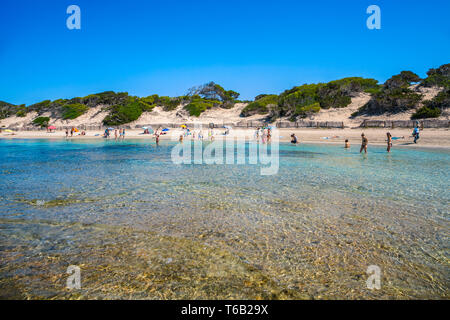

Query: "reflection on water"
<box><xmin>0</xmin><ymin>139</ymin><xmax>449</xmax><ymax>299</ymax></box>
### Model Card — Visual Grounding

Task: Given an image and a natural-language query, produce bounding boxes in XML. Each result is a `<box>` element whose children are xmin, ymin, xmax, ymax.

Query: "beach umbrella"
<box><xmin>162</xmin><ymin>128</ymin><xmax>169</xmax><ymax>132</ymax></box>
<box><xmin>48</xmin><ymin>126</ymin><xmax>56</xmax><ymax>130</ymax></box>
<box><xmin>180</xmin><ymin>125</ymin><xmax>187</xmax><ymax>128</ymax></box>
<box><xmin>142</xmin><ymin>127</ymin><xmax>148</xmax><ymax>130</ymax></box>
<box><xmin>108</xmin><ymin>128</ymin><xmax>115</xmax><ymax>131</ymax></box>
<box><xmin>223</xmin><ymin>125</ymin><xmax>232</xmax><ymax>129</ymax></box>
<box><xmin>74</xmin><ymin>128</ymin><xmax>79</xmax><ymax>132</ymax></box>
<box><xmin>4</xmin><ymin>129</ymin><xmax>13</xmax><ymax>133</ymax></box>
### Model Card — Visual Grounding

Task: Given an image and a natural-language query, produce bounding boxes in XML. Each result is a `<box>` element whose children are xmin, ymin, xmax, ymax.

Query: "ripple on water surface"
<box><xmin>0</xmin><ymin>139</ymin><xmax>449</xmax><ymax>299</ymax></box>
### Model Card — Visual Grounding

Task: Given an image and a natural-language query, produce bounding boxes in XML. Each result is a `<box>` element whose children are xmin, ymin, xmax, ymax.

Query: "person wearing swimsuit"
<box><xmin>345</xmin><ymin>139</ymin><xmax>350</xmax><ymax>149</ymax></box>
<box><xmin>360</xmin><ymin>133</ymin><xmax>368</xmax><ymax>153</ymax></box>
<box><xmin>387</xmin><ymin>132</ymin><xmax>392</xmax><ymax>152</ymax></box>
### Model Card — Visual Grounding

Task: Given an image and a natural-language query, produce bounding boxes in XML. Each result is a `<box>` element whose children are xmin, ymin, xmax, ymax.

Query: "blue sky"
<box><xmin>1</xmin><ymin>0</ymin><xmax>449</xmax><ymax>105</ymax></box>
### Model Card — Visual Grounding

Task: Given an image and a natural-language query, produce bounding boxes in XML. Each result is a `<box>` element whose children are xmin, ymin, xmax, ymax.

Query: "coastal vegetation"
<box><xmin>102</xmin><ymin>98</ymin><xmax>144</xmax><ymax>126</ymax></box>
<box><xmin>242</xmin><ymin>77</ymin><xmax>380</xmax><ymax>120</ymax></box>
<box><xmin>411</xmin><ymin>88</ymin><xmax>450</xmax><ymax>119</ymax></box>
<box><xmin>352</xmin><ymin>71</ymin><xmax>423</xmax><ymax>116</ymax></box>
<box><xmin>62</xmin><ymin>103</ymin><xmax>89</xmax><ymax>120</ymax></box>
<box><xmin>420</xmin><ymin>64</ymin><xmax>450</xmax><ymax>88</ymax></box>
<box><xmin>1</xmin><ymin>64</ymin><xmax>448</xmax><ymax>125</ymax></box>
<box><xmin>32</xmin><ymin>116</ymin><xmax>50</xmax><ymax>128</ymax></box>
<box><xmin>240</xmin><ymin>94</ymin><xmax>278</xmax><ymax>117</ymax></box>
<box><xmin>183</xmin><ymin>82</ymin><xmax>240</xmax><ymax>116</ymax></box>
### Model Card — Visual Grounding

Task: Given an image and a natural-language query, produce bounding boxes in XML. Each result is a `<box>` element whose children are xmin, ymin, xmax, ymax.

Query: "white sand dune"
<box><xmin>1</xmin><ymin>87</ymin><xmax>448</xmax><ymax>130</ymax></box>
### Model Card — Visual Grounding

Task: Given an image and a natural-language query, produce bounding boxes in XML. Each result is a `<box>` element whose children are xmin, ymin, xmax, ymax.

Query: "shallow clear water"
<box><xmin>0</xmin><ymin>139</ymin><xmax>449</xmax><ymax>299</ymax></box>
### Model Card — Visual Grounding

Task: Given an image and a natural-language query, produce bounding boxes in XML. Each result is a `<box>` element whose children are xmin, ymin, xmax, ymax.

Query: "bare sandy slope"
<box><xmin>129</xmin><ymin>103</ymin><xmax>266</xmax><ymax>126</ymax></box>
<box><xmin>0</xmin><ymin>111</ymin><xmax>39</xmax><ymax>129</ymax></box>
<box><xmin>304</xmin><ymin>92</ymin><xmax>372</xmax><ymax>126</ymax></box>
<box><xmin>0</xmin><ymin>105</ymin><xmax>109</xmax><ymax>129</ymax></box>
<box><xmin>2</xmin><ymin>128</ymin><xmax>449</xmax><ymax>149</ymax></box>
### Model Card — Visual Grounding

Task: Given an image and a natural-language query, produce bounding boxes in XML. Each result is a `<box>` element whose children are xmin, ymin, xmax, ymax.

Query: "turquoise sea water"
<box><xmin>0</xmin><ymin>139</ymin><xmax>448</xmax><ymax>299</ymax></box>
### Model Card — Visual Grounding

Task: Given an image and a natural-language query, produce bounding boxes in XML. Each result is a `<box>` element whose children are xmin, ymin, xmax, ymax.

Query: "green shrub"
<box><xmin>62</xmin><ymin>103</ymin><xmax>89</xmax><ymax>119</ymax></box>
<box><xmin>81</xmin><ymin>91</ymin><xmax>129</xmax><ymax>107</ymax></box>
<box><xmin>29</xmin><ymin>100</ymin><xmax>51</xmax><ymax>113</ymax></box>
<box><xmin>411</xmin><ymin>106</ymin><xmax>441</xmax><ymax>119</ymax></box>
<box><xmin>427</xmin><ymin>88</ymin><xmax>450</xmax><ymax>109</ymax></box>
<box><xmin>15</xmin><ymin>105</ymin><xmax>27</xmax><ymax>117</ymax></box>
<box><xmin>420</xmin><ymin>64</ymin><xmax>450</xmax><ymax>88</ymax></box>
<box><xmin>103</xmin><ymin>98</ymin><xmax>143</xmax><ymax>126</ymax></box>
<box><xmin>294</xmin><ymin>102</ymin><xmax>321</xmax><ymax>119</ymax></box>
<box><xmin>356</xmin><ymin>72</ymin><xmax>424</xmax><ymax>116</ymax></box>
<box><xmin>137</xmin><ymin>100</ymin><xmax>155</xmax><ymax>112</ymax></box>
<box><xmin>0</xmin><ymin>101</ymin><xmax>16</xmax><ymax>119</ymax></box>
<box><xmin>184</xmin><ymin>99</ymin><xmax>219</xmax><ymax>117</ymax></box>
<box><xmin>186</xmin><ymin>82</ymin><xmax>240</xmax><ymax>110</ymax></box>
<box><xmin>241</xmin><ymin>95</ymin><xmax>278</xmax><ymax>117</ymax></box>
<box><xmin>32</xmin><ymin>116</ymin><xmax>50</xmax><ymax>127</ymax></box>
<box><xmin>364</xmin><ymin>87</ymin><xmax>382</xmax><ymax>94</ymax></box>
<box><xmin>158</xmin><ymin>96</ymin><xmax>181</xmax><ymax>111</ymax></box>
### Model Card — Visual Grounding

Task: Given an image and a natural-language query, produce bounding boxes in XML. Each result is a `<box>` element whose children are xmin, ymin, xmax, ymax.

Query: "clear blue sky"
<box><xmin>1</xmin><ymin>0</ymin><xmax>449</xmax><ymax>105</ymax></box>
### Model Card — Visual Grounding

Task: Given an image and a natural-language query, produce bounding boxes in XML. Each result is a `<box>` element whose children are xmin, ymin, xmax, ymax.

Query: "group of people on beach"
<box><xmin>178</xmin><ymin>126</ymin><xmax>220</xmax><ymax>143</ymax></box>
<box><xmin>254</xmin><ymin>127</ymin><xmax>272</xmax><ymax>143</ymax></box>
<box><xmin>59</xmin><ymin>120</ymin><xmax>423</xmax><ymax>152</ymax></box>
<box><xmin>289</xmin><ymin>121</ymin><xmax>421</xmax><ymax>153</ymax></box>
<box><xmin>103</xmin><ymin>128</ymin><xmax>126</xmax><ymax>140</ymax></box>
<box><xmin>65</xmin><ymin>127</ymin><xmax>85</xmax><ymax>138</ymax></box>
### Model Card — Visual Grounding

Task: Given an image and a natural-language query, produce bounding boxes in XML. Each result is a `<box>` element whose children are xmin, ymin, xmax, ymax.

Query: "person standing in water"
<box><xmin>114</xmin><ymin>129</ymin><xmax>118</xmax><ymax>141</ymax></box>
<box><xmin>291</xmin><ymin>134</ymin><xmax>298</xmax><ymax>144</ymax></box>
<box><xmin>344</xmin><ymin>139</ymin><xmax>350</xmax><ymax>149</ymax></box>
<box><xmin>121</xmin><ymin>128</ymin><xmax>126</xmax><ymax>140</ymax></box>
<box><xmin>360</xmin><ymin>133</ymin><xmax>368</xmax><ymax>153</ymax></box>
<box><xmin>386</xmin><ymin>132</ymin><xmax>393</xmax><ymax>152</ymax></box>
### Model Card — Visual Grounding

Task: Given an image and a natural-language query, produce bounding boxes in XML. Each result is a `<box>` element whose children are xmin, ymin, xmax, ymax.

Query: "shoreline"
<box><xmin>1</xmin><ymin>128</ymin><xmax>450</xmax><ymax>150</ymax></box>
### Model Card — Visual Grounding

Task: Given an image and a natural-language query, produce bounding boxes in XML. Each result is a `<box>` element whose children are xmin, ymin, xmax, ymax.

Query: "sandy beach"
<box><xmin>2</xmin><ymin>128</ymin><xmax>450</xmax><ymax>150</ymax></box>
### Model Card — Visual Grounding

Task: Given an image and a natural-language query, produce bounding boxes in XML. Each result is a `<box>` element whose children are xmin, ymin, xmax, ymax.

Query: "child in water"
<box><xmin>360</xmin><ymin>133</ymin><xmax>368</xmax><ymax>153</ymax></box>
<box><xmin>345</xmin><ymin>139</ymin><xmax>350</xmax><ymax>149</ymax></box>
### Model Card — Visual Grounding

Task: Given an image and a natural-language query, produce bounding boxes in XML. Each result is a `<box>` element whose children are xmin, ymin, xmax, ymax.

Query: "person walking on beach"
<box><xmin>255</xmin><ymin>127</ymin><xmax>260</xmax><ymax>140</ymax></box>
<box><xmin>65</xmin><ymin>128</ymin><xmax>69</xmax><ymax>138</ymax></box>
<box><xmin>412</xmin><ymin>125</ymin><xmax>420</xmax><ymax>144</ymax></box>
<box><xmin>345</xmin><ymin>139</ymin><xmax>350</xmax><ymax>149</ymax></box>
<box><xmin>267</xmin><ymin>128</ymin><xmax>272</xmax><ymax>143</ymax></box>
<box><xmin>262</xmin><ymin>129</ymin><xmax>267</xmax><ymax>144</ymax></box>
<box><xmin>70</xmin><ymin>127</ymin><xmax>74</xmax><ymax>137</ymax></box>
<box><xmin>114</xmin><ymin>129</ymin><xmax>118</xmax><ymax>141</ymax></box>
<box><xmin>121</xmin><ymin>128</ymin><xmax>126</xmax><ymax>140</ymax></box>
<box><xmin>387</xmin><ymin>132</ymin><xmax>393</xmax><ymax>152</ymax></box>
<box><xmin>179</xmin><ymin>134</ymin><xmax>184</xmax><ymax>143</ymax></box>
<box><xmin>360</xmin><ymin>133</ymin><xmax>368</xmax><ymax>153</ymax></box>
